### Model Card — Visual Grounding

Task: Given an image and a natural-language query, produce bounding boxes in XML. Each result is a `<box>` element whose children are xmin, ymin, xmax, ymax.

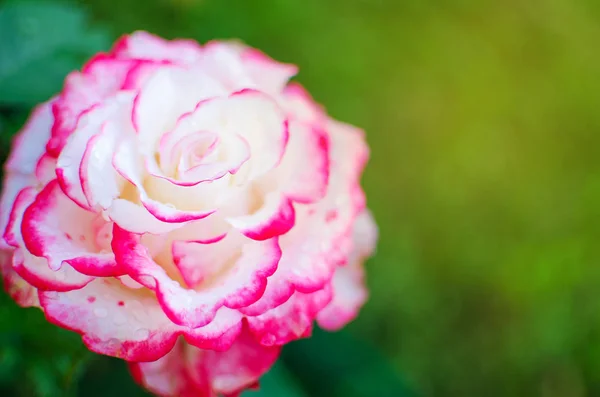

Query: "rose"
<box><xmin>0</xmin><ymin>31</ymin><xmax>377</xmax><ymax>396</ymax></box>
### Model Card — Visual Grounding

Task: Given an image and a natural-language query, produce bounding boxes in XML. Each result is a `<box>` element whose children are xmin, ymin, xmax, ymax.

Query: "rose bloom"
<box><xmin>0</xmin><ymin>32</ymin><xmax>377</xmax><ymax>396</ymax></box>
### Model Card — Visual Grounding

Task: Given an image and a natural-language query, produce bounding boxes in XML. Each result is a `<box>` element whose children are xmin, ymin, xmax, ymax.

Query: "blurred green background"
<box><xmin>2</xmin><ymin>0</ymin><xmax>600</xmax><ymax>395</ymax></box>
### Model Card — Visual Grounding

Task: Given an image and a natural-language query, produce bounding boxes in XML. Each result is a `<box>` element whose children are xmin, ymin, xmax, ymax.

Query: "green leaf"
<box><xmin>0</xmin><ymin>1</ymin><xmax>111</xmax><ymax>107</ymax></box>
<box><xmin>282</xmin><ymin>327</ymin><xmax>416</xmax><ymax>397</ymax></box>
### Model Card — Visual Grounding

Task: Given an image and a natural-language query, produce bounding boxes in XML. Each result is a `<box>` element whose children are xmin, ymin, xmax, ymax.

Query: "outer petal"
<box><xmin>21</xmin><ymin>180</ymin><xmax>121</xmax><ymax>276</ymax></box>
<box><xmin>112</xmin><ymin>225</ymin><xmax>280</xmax><ymax>328</ymax></box>
<box><xmin>0</xmin><ymin>251</ymin><xmax>39</xmax><ymax>308</ymax></box>
<box><xmin>5</xmin><ymin>101</ymin><xmax>54</xmax><ymax>175</ymax></box>
<box><xmin>39</xmin><ymin>279</ymin><xmax>178</xmax><ymax>361</ymax></box>
<box><xmin>241</xmin><ymin>47</ymin><xmax>298</xmax><ymax>95</ymax></box>
<box><xmin>112</xmin><ymin>31</ymin><xmax>203</xmax><ymax>64</ymax></box>
<box><xmin>240</xmin><ymin>115</ymin><xmax>370</xmax><ymax>315</ymax></box>
<box><xmin>48</xmin><ymin>55</ymin><xmax>135</xmax><ymax>157</ymax></box>
<box><xmin>39</xmin><ymin>278</ymin><xmax>243</xmax><ymax>362</ymax></box>
<box><xmin>317</xmin><ymin>210</ymin><xmax>378</xmax><ymax>330</ymax></box>
<box><xmin>246</xmin><ymin>286</ymin><xmax>332</xmax><ymax>346</ymax></box>
<box><xmin>130</xmin><ymin>327</ymin><xmax>280</xmax><ymax>397</ymax></box>
<box><xmin>5</xmin><ymin>187</ymin><xmax>93</xmax><ymax>291</ymax></box>
<box><xmin>0</xmin><ymin>174</ymin><xmax>36</xmax><ymax>249</ymax></box>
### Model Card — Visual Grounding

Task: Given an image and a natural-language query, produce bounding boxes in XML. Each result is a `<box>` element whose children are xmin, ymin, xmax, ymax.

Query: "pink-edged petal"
<box><xmin>282</xmin><ymin>82</ymin><xmax>326</xmax><ymax>124</ymax></box>
<box><xmin>12</xmin><ymin>249</ymin><xmax>93</xmax><ymax>292</ymax></box>
<box><xmin>247</xmin><ymin>286</ymin><xmax>332</xmax><ymax>346</ymax></box>
<box><xmin>39</xmin><ymin>277</ymin><xmax>243</xmax><ymax>361</ymax></box>
<box><xmin>133</xmin><ymin>65</ymin><xmax>225</xmax><ymax>147</ymax></box>
<box><xmin>130</xmin><ymin>328</ymin><xmax>280</xmax><ymax>397</ymax></box>
<box><xmin>200</xmin><ymin>42</ymin><xmax>257</xmax><ymax>91</ymax></box>
<box><xmin>48</xmin><ymin>55</ymin><xmax>134</xmax><ymax>157</ymax></box>
<box><xmin>56</xmin><ymin>94</ymin><xmax>134</xmax><ymax>209</ymax></box>
<box><xmin>39</xmin><ymin>279</ymin><xmax>178</xmax><ymax>361</ymax></box>
<box><xmin>172</xmin><ymin>234</ymin><xmax>230</xmax><ymax>288</ymax></box>
<box><xmin>241</xmin><ymin>120</ymin><xmax>371</xmax><ymax>315</ymax></box>
<box><xmin>226</xmin><ymin>89</ymin><xmax>289</xmax><ymax>180</ymax></box>
<box><xmin>241</xmin><ymin>47</ymin><xmax>298</xmax><ymax>95</ymax></box>
<box><xmin>0</xmin><ymin>251</ymin><xmax>39</xmax><ymax>308</ymax></box>
<box><xmin>80</xmin><ymin>121</ymin><xmax>123</xmax><ymax>209</ymax></box>
<box><xmin>316</xmin><ymin>263</ymin><xmax>367</xmax><ymax>331</ymax></box>
<box><xmin>112</xmin><ymin>226</ymin><xmax>280</xmax><ymax>329</ymax></box>
<box><xmin>317</xmin><ymin>210</ymin><xmax>377</xmax><ymax>330</ymax></box>
<box><xmin>0</xmin><ymin>174</ymin><xmax>36</xmax><ymax>249</ymax></box>
<box><xmin>4</xmin><ymin>187</ymin><xmax>93</xmax><ymax>291</ymax></box>
<box><xmin>20</xmin><ymin>180</ymin><xmax>121</xmax><ymax>276</ymax></box>
<box><xmin>112</xmin><ymin>31</ymin><xmax>203</xmax><ymax>64</ymax></box>
<box><xmin>5</xmin><ymin>100</ymin><xmax>54</xmax><ymax>174</ymax></box>
<box><xmin>34</xmin><ymin>153</ymin><xmax>57</xmax><ymax>185</ymax></box>
<box><xmin>226</xmin><ymin>193</ymin><xmax>295</xmax><ymax>241</ymax></box>
<box><xmin>112</xmin><ymin>141</ymin><xmax>215</xmax><ymax>225</ymax></box>
<box><xmin>272</xmin><ymin>121</ymin><xmax>329</xmax><ymax>203</ymax></box>
<box><xmin>105</xmin><ymin>199</ymin><xmax>186</xmax><ymax>235</ymax></box>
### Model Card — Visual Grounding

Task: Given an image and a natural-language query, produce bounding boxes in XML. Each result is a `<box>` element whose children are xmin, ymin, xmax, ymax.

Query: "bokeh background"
<box><xmin>2</xmin><ymin>0</ymin><xmax>600</xmax><ymax>396</ymax></box>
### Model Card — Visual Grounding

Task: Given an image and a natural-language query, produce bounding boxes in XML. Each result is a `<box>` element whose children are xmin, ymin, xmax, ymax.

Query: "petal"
<box><xmin>317</xmin><ymin>210</ymin><xmax>377</xmax><ymax>330</ymax></box>
<box><xmin>56</xmin><ymin>93</ymin><xmax>134</xmax><ymax>209</ymax></box>
<box><xmin>48</xmin><ymin>55</ymin><xmax>134</xmax><ymax>157</ymax></box>
<box><xmin>0</xmin><ymin>251</ymin><xmax>39</xmax><ymax>308</ymax></box>
<box><xmin>246</xmin><ymin>287</ymin><xmax>332</xmax><ymax>346</ymax></box>
<box><xmin>112</xmin><ymin>31</ymin><xmax>203</xmax><ymax>64</ymax></box>
<box><xmin>241</xmin><ymin>119</ymin><xmax>371</xmax><ymax>315</ymax></box>
<box><xmin>80</xmin><ymin>121</ymin><xmax>123</xmax><ymax>209</ymax></box>
<box><xmin>39</xmin><ymin>278</ymin><xmax>243</xmax><ymax>362</ymax></box>
<box><xmin>226</xmin><ymin>90</ymin><xmax>289</xmax><ymax>181</ymax></box>
<box><xmin>21</xmin><ymin>180</ymin><xmax>121</xmax><ymax>276</ymax></box>
<box><xmin>0</xmin><ymin>174</ymin><xmax>36</xmax><ymax>249</ymax></box>
<box><xmin>112</xmin><ymin>226</ymin><xmax>280</xmax><ymax>329</ymax></box>
<box><xmin>5</xmin><ymin>101</ymin><xmax>53</xmax><ymax>175</ymax></box>
<box><xmin>241</xmin><ymin>47</ymin><xmax>298</xmax><ymax>95</ymax></box>
<box><xmin>282</xmin><ymin>82</ymin><xmax>326</xmax><ymax>124</ymax></box>
<box><xmin>5</xmin><ymin>187</ymin><xmax>93</xmax><ymax>291</ymax></box>
<box><xmin>39</xmin><ymin>279</ymin><xmax>178</xmax><ymax>361</ymax></box>
<box><xmin>226</xmin><ymin>193</ymin><xmax>295</xmax><ymax>241</ymax></box>
<box><xmin>271</xmin><ymin>121</ymin><xmax>329</xmax><ymax>204</ymax></box>
<box><xmin>316</xmin><ymin>262</ymin><xmax>367</xmax><ymax>331</ymax></box>
<box><xmin>131</xmin><ymin>328</ymin><xmax>280</xmax><ymax>397</ymax></box>
<box><xmin>112</xmin><ymin>140</ymin><xmax>215</xmax><ymax>225</ymax></box>
<box><xmin>132</xmin><ymin>65</ymin><xmax>225</xmax><ymax>147</ymax></box>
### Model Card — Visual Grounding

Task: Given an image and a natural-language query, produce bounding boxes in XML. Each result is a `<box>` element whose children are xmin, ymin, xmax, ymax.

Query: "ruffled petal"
<box><xmin>48</xmin><ymin>55</ymin><xmax>134</xmax><ymax>157</ymax></box>
<box><xmin>20</xmin><ymin>180</ymin><xmax>121</xmax><ymax>276</ymax></box>
<box><xmin>5</xmin><ymin>101</ymin><xmax>54</xmax><ymax>175</ymax></box>
<box><xmin>56</xmin><ymin>93</ymin><xmax>134</xmax><ymax>209</ymax></box>
<box><xmin>130</xmin><ymin>327</ymin><xmax>280</xmax><ymax>397</ymax></box>
<box><xmin>0</xmin><ymin>251</ymin><xmax>39</xmax><ymax>308</ymax></box>
<box><xmin>112</xmin><ymin>31</ymin><xmax>203</xmax><ymax>64</ymax></box>
<box><xmin>241</xmin><ymin>47</ymin><xmax>298</xmax><ymax>95</ymax></box>
<box><xmin>39</xmin><ymin>277</ymin><xmax>243</xmax><ymax>362</ymax></box>
<box><xmin>112</xmin><ymin>226</ymin><xmax>280</xmax><ymax>328</ymax></box>
<box><xmin>226</xmin><ymin>193</ymin><xmax>295</xmax><ymax>241</ymax></box>
<box><xmin>246</xmin><ymin>287</ymin><xmax>332</xmax><ymax>346</ymax></box>
<box><xmin>317</xmin><ymin>210</ymin><xmax>377</xmax><ymax>330</ymax></box>
<box><xmin>5</xmin><ymin>187</ymin><xmax>93</xmax><ymax>291</ymax></box>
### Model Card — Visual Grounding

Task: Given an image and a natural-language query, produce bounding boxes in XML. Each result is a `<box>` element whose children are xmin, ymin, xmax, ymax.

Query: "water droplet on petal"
<box><xmin>94</xmin><ymin>308</ymin><xmax>108</xmax><ymax>318</ymax></box>
<box><xmin>134</xmin><ymin>328</ymin><xmax>150</xmax><ymax>341</ymax></box>
<box><xmin>113</xmin><ymin>312</ymin><xmax>128</xmax><ymax>326</ymax></box>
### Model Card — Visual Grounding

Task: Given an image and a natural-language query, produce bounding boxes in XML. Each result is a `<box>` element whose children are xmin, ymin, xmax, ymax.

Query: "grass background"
<box><xmin>2</xmin><ymin>0</ymin><xmax>600</xmax><ymax>395</ymax></box>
